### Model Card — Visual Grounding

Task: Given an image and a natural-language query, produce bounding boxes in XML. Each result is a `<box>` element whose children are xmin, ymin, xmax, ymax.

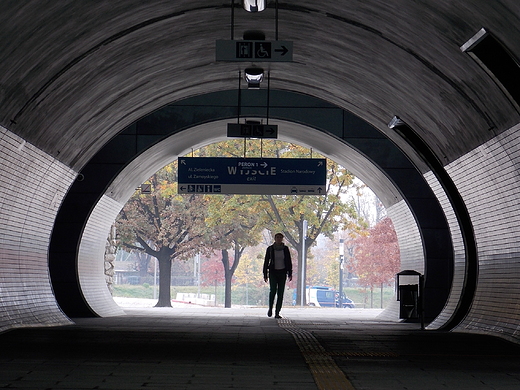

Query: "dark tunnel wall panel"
<box><xmin>50</xmin><ymin>168</ymin><xmax>127</xmax><ymax>317</ymax></box>
<box><xmin>138</xmin><ymin>105</ymin><xmax>237</xmax><ymax>135</ymax></box>
<box><xmin>342</xmin><ymin>114</ymin><xmax>386</xmax><ymax>139</ymax></box>
<box><xmin>347</xmin><ymin>139</ymin><xmax>414</xmax><ymax>168</ymax></box>
<box><xmin>177</xmin><ymin>90</ymin><xmax>339</xmax><ymax>111</ymax></box>
<box><xmin>90</xmin><ymin>134</ymin><xmax>143</xmax><ymax>164</ymax></box>
<box><xmin>266</xmin><ymin>107</ymin><xmax>344</xmax><ymax>137</ymax></box>
<box><xmin>0</xmin><ymin>126</ymin><xmax>73</xmax><ymax>331</ymax></box>
<box><xmin>383</xmin><ymin>169</ymin><xmax>443</xmax><ymax>200</ymax></box>
<box><xmin>80</xmin><ymin>164</ymin><xmax>133</xmax><ymax>191</ymax></box>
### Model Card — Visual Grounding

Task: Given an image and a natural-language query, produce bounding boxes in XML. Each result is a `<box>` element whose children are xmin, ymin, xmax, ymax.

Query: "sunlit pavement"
<box><xmin>0</xmin><ymin>300</ymin><xmax>519</xmax><ymax>389</ymax></box>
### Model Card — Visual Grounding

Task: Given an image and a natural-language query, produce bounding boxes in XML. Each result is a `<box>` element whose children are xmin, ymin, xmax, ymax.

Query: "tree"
<box><xmin>135</xmin><ymin>250</ymin><xmax>154</xmax><ymax>279</ymax></box>
<box><xmin>204</xmin><ymin>194</ymin><xmax>264</xmax><ymax>307</ymax></box>
<box><xmin>115</xmin><ymin>139</ymin><xmax>369</xmax><ymax>309</ymax></box>
<box><xmin>350</xmin><ymin>218</ymin><xmax>400</xmax><ymax>306</ymax></box>
<box><xmin>257</xmin><ymin>146</ymin><xmax>366</xmax><ymax>305</ymax></box>
<box><xmin>116</xmin><ymin>166</ymin><xmax>208</xmax><ymax>307</ymax></box>
<box><xmin>200</xmin><ymin>253</ymin><xmax>226</xmax><ymax>304</ymax></box>
<box><xmin>234</xmin><ymin>252</ymin><xmax>265</xmax><ymax>290</ymax></box>
<box><xmin>352</xmin><ymin>182</ymin><xmax>386</xmax><ymax>225</ymax></box>
<box><xmin>196</xmin><ymin>140</ymin><xmax>366</xmax><ymax>305</ymax></box>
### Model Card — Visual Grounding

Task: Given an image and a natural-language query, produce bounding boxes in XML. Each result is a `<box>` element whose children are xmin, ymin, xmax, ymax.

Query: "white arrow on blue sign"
<box><xmin>177</xmin><ymin>157</ymin><xmax>326</xmax><ymax>195</ymax></box>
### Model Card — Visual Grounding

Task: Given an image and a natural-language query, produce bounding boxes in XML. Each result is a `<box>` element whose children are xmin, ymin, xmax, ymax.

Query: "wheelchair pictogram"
<box><xmin>255</xmin><ymin>42</ymin><xmax>271</xmax><ymax>58</ymax></box>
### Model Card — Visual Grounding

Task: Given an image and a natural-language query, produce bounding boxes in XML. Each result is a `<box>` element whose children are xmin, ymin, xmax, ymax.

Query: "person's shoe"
<box><xmin>267</xmin><ymin>309</ymin><xmax>272</xmax><ymax>317</ymax></box>
<box><xmin>275</xmin><ymin>312</ymin><xmax>281</xmax><ymax>319</ymax></box>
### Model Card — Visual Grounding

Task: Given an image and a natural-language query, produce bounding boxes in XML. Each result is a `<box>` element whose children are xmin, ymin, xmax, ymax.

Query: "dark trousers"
<box><xmin>269</xmin><ymin>269</ymin><xmax>287</xmax><ymax>314</ymax></box>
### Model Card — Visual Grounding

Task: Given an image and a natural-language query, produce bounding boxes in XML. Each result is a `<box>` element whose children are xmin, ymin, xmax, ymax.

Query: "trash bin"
<box><xmin>396</xmin><ymin>270</ymin><xmax>425</xmax><ymax>329</ymax></box>
<box><xmin>398</xmin><ymin>284</ymin><xmax>418</xmax><ymax>319</ymax></box>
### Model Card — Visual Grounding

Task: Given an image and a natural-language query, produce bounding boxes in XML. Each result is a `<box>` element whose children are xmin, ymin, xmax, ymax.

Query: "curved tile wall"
<box><xmin>448</xmin><ymin>123</ymin><xmax>520</xmax><ymax>342</ymax></box>
<box><xmin>77</xmin><ymin>195</ymin><xmax>125</xmax><ymax>317</ymax></box>
<box><xmin>424</xmin><ymin>171</ymin><xmax>466</xmax><ymax>330</ymax></box>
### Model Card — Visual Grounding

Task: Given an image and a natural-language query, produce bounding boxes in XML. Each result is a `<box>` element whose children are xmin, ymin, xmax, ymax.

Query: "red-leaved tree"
<box><xmin>200</xmin><ymin>254</ymin><xmax>227</xmax><ymax>287</ymax></box>
<box><xmin>350</xmin><ymin>218</ymin><xmax>400</xmax><ymax>290</ymax></box>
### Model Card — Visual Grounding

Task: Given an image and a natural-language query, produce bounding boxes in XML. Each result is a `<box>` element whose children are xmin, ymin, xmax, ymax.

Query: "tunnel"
<box><xmin>1</xmin><ymin>2</ymin><xmax>520</xmax><ymax>387</ymax></box>
<box><xmin>49</xmin><ymin>89</ymin><xmax>458</xmax><ymax>326</ymax></box>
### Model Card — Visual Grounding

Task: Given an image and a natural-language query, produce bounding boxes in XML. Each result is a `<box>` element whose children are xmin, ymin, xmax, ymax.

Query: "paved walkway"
<box><xmin>0</xmin><ymin>303</ymin><xmax>519</xmax><ymax>389</ymax></box>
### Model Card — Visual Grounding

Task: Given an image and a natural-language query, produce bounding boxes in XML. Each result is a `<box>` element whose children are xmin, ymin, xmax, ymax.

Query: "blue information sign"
<box><xmin>177</xmin><ymin>157</ymin><xmax>326</xmax><ymax>195</ymax></box>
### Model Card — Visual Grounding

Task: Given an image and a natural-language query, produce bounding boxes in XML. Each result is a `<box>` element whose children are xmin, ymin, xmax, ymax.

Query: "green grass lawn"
<box><xmin>113</xmin><ymin>284</ymin><xmax>397</xmax><ymax>308</ymax></box>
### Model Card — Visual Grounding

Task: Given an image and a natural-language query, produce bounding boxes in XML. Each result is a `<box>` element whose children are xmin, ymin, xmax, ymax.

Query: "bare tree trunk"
<box><xmin>222</xmin><ymin>250</ymin><xmax>232</xmax><ymax>308</ymax></box>
<box><xmin>137</xmin><ymin>252</ymin><xmax>152</xmax><ymax>279</ymax></box>
<box><xmin>155</xmin><ymin>250</ymin><xmax>172</xmax><ymax>307</ymax></box>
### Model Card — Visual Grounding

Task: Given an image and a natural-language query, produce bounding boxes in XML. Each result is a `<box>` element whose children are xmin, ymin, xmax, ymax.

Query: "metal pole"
<box><xmin>300</xmin><ymin>220</ymin><xmax>308</xmax><ymax>306</ymax></box>
<box><xmin>197</xmin><ymin>254</ymin><xmax>201</xmax><ymax>298</ymax></box>
<box><xmin>381</xmin><ymin>282</ymin><xmax>384</xmax><ymax>309</ymax></box>
<box><xmin>214</xmin><ymin>270</ymin><xmax>218</xmax><ymax>306</ymax></box>
<box><xmin>275</xmin><ymin>0</ymin><xmax>279</xmax><ymax>40</ymax></box>
<box><xmin>237</xmin><ymin>71</ymin><xmax>241</xmax><ymax>123</ymax></box>
<box><xmin>419</xmin><ymin>274</ymin><xmax>425</xmax><ymax>330</ymax></box>
<box><xmin>266</xmin><ymin>71</ymin><xmax>270</xmax><ymax>124</ymax></box>
<box><xmin>153</xmin><ymin>257</ymin><xmax>158</xmax><ymax>299</ymax></box>
<box><xmin>339</xmin><ymin>239</ymin><xmax>344</xmax><ymax>308</ymax></box>
<box><xmin>230</xmin><ymin>0</ymin><xmax>234</xmax><ymax>40</ymax></box>
<box><xmin>246</xmin><ymin>269</ymin><xmax>249</xmax><ymax>306</ymax></box>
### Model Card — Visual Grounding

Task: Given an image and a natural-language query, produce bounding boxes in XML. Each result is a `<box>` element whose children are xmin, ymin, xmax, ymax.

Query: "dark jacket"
<box><xmin>263</xmin><ymin>244</ymin><xmax>292</xmax><ymax>279</ymax></box>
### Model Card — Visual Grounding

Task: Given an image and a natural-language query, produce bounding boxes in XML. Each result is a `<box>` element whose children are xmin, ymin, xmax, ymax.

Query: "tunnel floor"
<box><xmin>0</xmin><ymin>306</ymin><xmax>519</xmax><ymax>390</ymax></box>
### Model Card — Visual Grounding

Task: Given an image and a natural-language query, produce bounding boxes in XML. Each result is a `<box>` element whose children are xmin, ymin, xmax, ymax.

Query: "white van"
<box><xmin>306</xmin><ymin>286</ymin><xmax>335</xmax><ymax>307</ymax></box>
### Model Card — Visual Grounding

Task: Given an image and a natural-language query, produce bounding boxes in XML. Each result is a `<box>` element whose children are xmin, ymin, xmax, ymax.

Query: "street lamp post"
<box><xmin>338</xmin><ymin>239</ymin><xmax>344</xmax><ymax>308</ymax></box>
<box><xmin>196</xmin><ymin>253</ymin><xmax>201</xmax><ymax>298</ymax></box>
<box><xmin>300</xmin><ymin>220</ymin><xmax>308</xmax><ymax>306</ymax></box>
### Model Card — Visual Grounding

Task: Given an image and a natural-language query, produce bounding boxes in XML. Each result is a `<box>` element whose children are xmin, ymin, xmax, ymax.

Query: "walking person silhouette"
<box><xmin>263</xmin><ymin>233</ymin><xmax>292</xmax><ymax>318</ymax></box>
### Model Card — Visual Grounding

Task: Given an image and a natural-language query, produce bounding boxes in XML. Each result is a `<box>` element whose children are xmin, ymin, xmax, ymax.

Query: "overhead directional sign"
<box><xmin>178</xmin><ymin>157</ymin><xmax>326</xmax><ymax>195</ymax></box>
<box><xmin>227</xmin><ymin>123</ymin><xmax>278</xmax><ymax>139</ymax></box>
<box><xmin>216</xmin><ymin>40</ymin><xmax>293</xmax><ymax>62</ymax></box>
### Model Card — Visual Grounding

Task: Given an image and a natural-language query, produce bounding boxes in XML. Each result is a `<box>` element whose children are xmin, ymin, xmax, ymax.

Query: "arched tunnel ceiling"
<box><xmin>1</xmin><ymin>1</ymin><xmax>519</xmax><ymax>172</ymax></box>
<box><xmin>105</xmin><ymin>118</ymin><xmax>403</xmax><ymax>207</ymax></box>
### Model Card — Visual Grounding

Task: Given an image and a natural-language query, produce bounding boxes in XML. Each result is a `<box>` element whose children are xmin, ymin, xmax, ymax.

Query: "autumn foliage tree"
<box><xmin>115</xmin><ymin>139</ymin><xmax>371</xmax><ymax>308</ymax></box>
<box><xmin>203</xmin><ymin>194</ymin><xmax>264</xmax><ymax>307</ymax></box>
<box><xmin>350</xmin><ymin>218</ymin><xmax>400</xmax><ymax>292</ymax></box>
<box><xmin>258</xmin><ymin>147</ymin><xmax>366</xmax><ymax>304</ymax></box>
<box><xmin>200</xmin><ymin>254</ymin><xmax>226</xmax><ymax>287</ymax></box>
<box><xmin>197</xmin><ymin>140</ymin><xmax>366</xmax><ymax>305</ymax></box>
<box><xmin>116</xmin><ymin>165</ymin><xmax>208</xmax><ymax>307</ymax></box>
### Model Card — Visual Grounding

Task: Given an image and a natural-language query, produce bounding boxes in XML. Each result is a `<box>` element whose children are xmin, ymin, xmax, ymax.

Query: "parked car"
<box><xmin>307</xmin><ymin>286</ymin><xmax>335</xmax><ymax>307</ymax></box>
<box><xmin>292</xmin><ymin>286</ymin><xmax>355</xmax><ymax>308</ymax></box>
<box><xmin>335</xmin><ymin>292</ymin><xmax>355</xmax><ymax>308</ymax></box>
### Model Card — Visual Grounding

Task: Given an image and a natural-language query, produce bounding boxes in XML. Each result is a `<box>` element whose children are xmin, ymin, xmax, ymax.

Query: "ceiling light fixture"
<box><xmin>388</xmin><ymin>116</ymin><xmax>406</xmax><ymax>129</ymax></box>
<box><xmin>243</xmin><ymin>0</ymin><xmax>266</xmax><ymax>12</ymax></box>
<box><xmin>244</xmin><ymin>67</ymin><xmax>264</xmax><ymax>89</ymax></box>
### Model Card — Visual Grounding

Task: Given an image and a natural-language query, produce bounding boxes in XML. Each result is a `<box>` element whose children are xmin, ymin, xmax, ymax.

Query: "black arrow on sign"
<box><xmin>274</xmin><ymin>45</ymin><xmax>289</xmax><ymax>56</ymax></box>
